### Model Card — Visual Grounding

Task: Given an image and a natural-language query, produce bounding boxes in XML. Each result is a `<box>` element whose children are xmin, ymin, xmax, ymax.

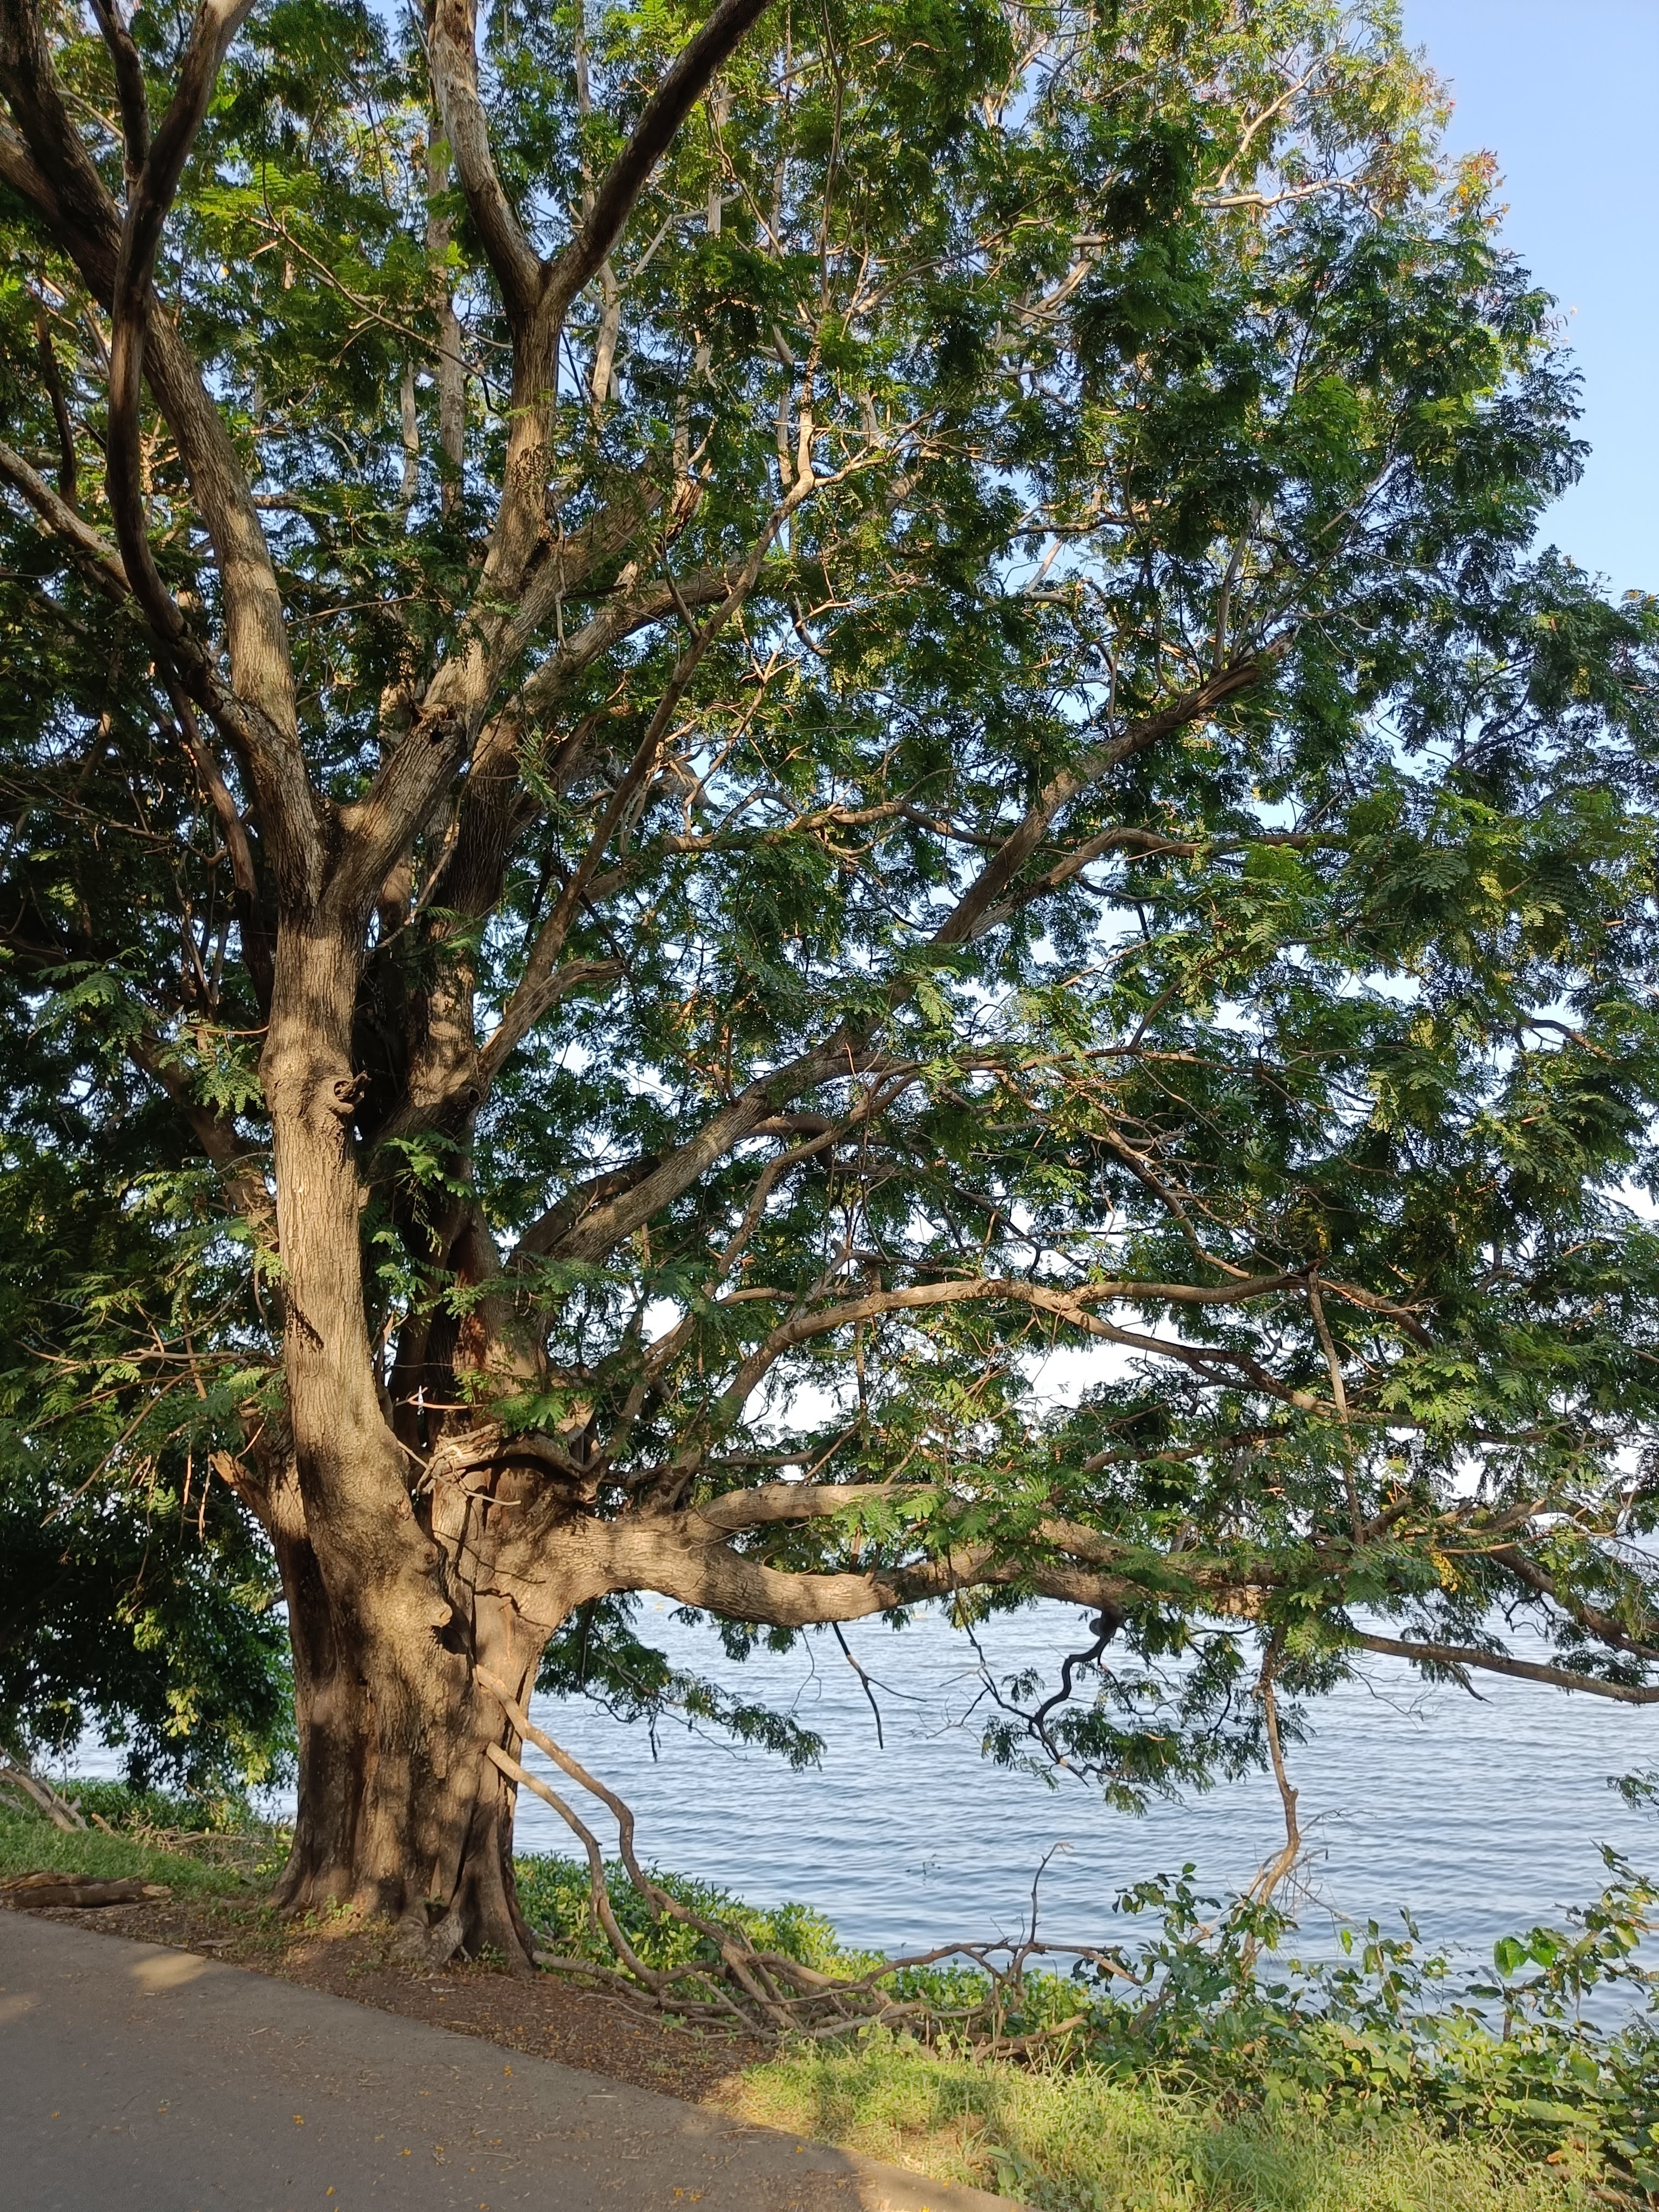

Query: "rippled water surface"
<box><xmin>522</xmin><ymin>1601</ymin><xmax>1659</xmax><ymax>1975</ymax></box>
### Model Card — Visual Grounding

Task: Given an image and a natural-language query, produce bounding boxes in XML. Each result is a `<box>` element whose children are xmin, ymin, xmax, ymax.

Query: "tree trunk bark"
<box><xmin>271</xmin><ymin>1513</ymin><xmax>556</xmax><ymax>1967</ymax></box>
<box><xmin>259</xmin><ymin>915</ymin><xmax>572</xmax><ymax>1970</ymax></box>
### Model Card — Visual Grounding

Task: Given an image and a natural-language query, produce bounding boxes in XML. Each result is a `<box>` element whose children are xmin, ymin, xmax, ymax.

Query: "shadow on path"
<box><xmin>1</xmin><ymin>1913</ymin><xmax>1013</xmax><ymax>2211</ymax></box>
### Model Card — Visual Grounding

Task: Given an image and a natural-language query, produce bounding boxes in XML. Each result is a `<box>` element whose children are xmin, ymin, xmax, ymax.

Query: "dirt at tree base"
<box><xmin>6</xmin><ymin>1891</ymin><xmax>766</xmax><ymax>2103</ymax></box>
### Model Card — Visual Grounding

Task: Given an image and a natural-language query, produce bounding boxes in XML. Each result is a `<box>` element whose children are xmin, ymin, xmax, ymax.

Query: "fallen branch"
<box><xmin>0</xmin><ymin>1871</ymin><xmax>168</xmax><ymax>1908</ymax></box>
<box><xmin>0</xmin><ymin>1760</ymin><xmax>87</xmax><ymax>1831</ymax></box>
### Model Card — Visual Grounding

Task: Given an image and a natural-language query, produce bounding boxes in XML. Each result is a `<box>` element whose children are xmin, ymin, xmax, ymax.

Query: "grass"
<box><xmin>0</xmin><ymin>1778</ymin><xmax>284</xmax><ymax>1894</ymax></box>
<box><xmin>726</xmin><ymin>2034</ymin><xmax>1599</xmax><ymax>2212</ymax></box>
<box><xmin>0</xmin><ymin>1801</ymin><xmax>232</xmax><ymax>1891</ymax></box>
<box><xmin>512</xmin><ymin>1847</ymin><xmax>870</xmax><ymax>1974</ymax></box>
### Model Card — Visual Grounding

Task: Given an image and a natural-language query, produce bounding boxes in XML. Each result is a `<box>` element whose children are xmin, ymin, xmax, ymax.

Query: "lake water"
<box><xmin>60</xmin><ymin>1591</ymin><xmax>1659</xmax><ymax>1995</ymax></box>
<box><xmin>522</xmin><ymin>1600</ymin><xmax>1659</xmax><ymax>1984</ymax></box>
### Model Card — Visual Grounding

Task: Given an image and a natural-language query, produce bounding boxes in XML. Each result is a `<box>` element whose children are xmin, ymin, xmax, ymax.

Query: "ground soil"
<box><xmin>6</xmin><ymin>1889</ymin><xmax>767</xmax><ymax>2105</ymax></box>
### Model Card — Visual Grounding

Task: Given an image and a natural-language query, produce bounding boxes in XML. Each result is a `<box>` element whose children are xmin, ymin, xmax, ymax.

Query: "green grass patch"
<box><xmin>0</xmin><ymin>1782</ymin><xmax>286</xmax><ymax>1893</ymax></box>
<box><xmin>513</xmin><ymin>1849</ymin><xmax>875</xmax><ymax>1977</ymax></box>
<box><xmin>0</xmin><ymin>1802</ymin><xmax>226</xmax><ymax>1891</ymax></box>
<box><xmin>730</xmin><ymin>2034</ymin><xmax>1596</xmax><ymax>2211</ymax></box>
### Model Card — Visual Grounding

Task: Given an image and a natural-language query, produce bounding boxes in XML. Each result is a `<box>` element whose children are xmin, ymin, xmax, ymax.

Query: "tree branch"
<box><xmin>933</xmin><ymin>652</ymin><xmax>1280</xmax><ymax>949</ymax></box>
<box><xmin>427</xmin><ymin>0</ymin><xmax>542</xmax><ymax>331</ymax></box>
<box><xmin>537</xmin><ymin>0</ymin><xmax>778</xmax><ymax>338</ymax></box>
<box><xmin>549</xmin><ymin>1039</ymin><xmax>875</xmax><ymax>1264</ymax></box>
<box><xmin>0</xmin><ymin>436</ymin><xmax>129</xmax><ymax>597</ymax></box>
<box><xmin>476</xmin><ymin>486</ymin><xmax>812</xmax><ymax>1089</ymax></box>
<box><xmin>127</xmin><ymin>1032</ymin><xmax>275</xmax><ymax>1237</ymax></box>
<box><xmin>1353</xmin><ymin>1632</ymin><xmax>1659</xmax><ymax>1704</ymax></box>
<box><xmin>334</xmin><ymin>0</ymin><xmax>782</xmax><ymax>938</ymax></box>
<box><xmin>33</xmin><ymin>308</ymin><xmax>78</xmax><ymax>502</ymax></box>
<box><xmin>694</xmin><ymin>1481</ymin><xmax>921</xmax><ymax>1530</ymax></box>
<box><xmin>588</xmin><ymin>1514</ymin><xmax>1137</xmax><ymax>1630</ymax></box>
<box><xmin>1485</xmin><ymin>1548</ymin><xmax>1659</xmax><ymax>1664</ymax></box>
<box><xmin>715</xmin><ymin>1273</ymin><xmax>1322</xmax><ymax>1416</ymax></box>
<box><xmin>518</xmin><ymin>645</ymin><xmax>1287</xmax><ymax>1269</ymax></box>
<box><xmin>86</xmin><ymin>0</ymin><xmax>149</xmax><ymax>181</ymax></box>
<box><xmin>105</xmin><ymin>0</ymin><xmax>257</xmax><ymax>666</ymax></box>
<box><xmin>1</xmin><ymin>0</ymin><xmax>316</xmax><ymax>901</ymax></box>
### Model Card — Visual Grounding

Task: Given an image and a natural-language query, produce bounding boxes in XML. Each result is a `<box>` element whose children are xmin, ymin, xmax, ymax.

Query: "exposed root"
<box><xmin>389</xmin><ymin>1904</ymin><xmax>466</xmax><ymax>1969</ymax></box>
<box><xmin>477</xmin><ymin>1668</ymin><xmax>1122</xmax><ymax>2055</ymax></box>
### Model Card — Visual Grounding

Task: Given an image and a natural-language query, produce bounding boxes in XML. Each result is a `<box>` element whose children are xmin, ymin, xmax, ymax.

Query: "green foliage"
<box><xmin>1057</xmin><ymin>1865</ymin><xmax>1659</xmax><ymax>2192</ymax></box>
<box><xmin>0</xmin><ymin>1122</ymin><xmax>290</xmax><ymax>1789</ymax></box>
<box><xmin>515</xmin><ymin>1849</ymin><xmax>861</xmax><ymax>1977</ymax></box>
<box><xmin>0</xmin><ymin>1454</ymin><xmax>292</xmax><ymax>1791</ymax></box>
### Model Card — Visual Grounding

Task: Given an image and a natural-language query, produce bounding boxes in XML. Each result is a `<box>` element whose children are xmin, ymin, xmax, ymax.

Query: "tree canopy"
<box><xmin>2</xmin><ymin>0</ymin><xmax>1658</xmax><ymax>1947</ymax></box>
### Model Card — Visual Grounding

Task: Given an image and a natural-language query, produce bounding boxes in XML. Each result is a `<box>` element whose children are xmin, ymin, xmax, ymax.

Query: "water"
<box><xmin>522</xmin><ymin>1600</ymin><xmax>1659</xmax><ymax>1983</ymax></box>
<box><xmin>59</xmin><ymin>1591</ymin><xmax>1659</xmax><ymax>1993</ymax></box>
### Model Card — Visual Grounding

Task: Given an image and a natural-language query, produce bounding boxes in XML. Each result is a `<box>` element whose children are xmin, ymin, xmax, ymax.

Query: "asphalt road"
<box><xmin>0</xmin><ymin>1913</ymin><xmax>1007</xmax><ymax>2212</ymax></box>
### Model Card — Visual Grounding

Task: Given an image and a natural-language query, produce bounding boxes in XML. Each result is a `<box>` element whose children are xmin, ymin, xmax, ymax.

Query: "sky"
<box><xmin>1399</xmin><ymin>1</ymin><xmax>1657</xmax><ymax>598</ymax></box>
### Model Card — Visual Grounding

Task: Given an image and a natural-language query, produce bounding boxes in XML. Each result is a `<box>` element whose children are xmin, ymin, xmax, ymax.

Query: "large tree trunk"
<box><xmin>269</xmin><ymin>1506</ymin><xmax>569</xmax><ymax>1967</ymax></box>
<box><xmin>259</xmin><ymin>918</ymin><xmax>575</xmax><ymax>1968</ymax></box>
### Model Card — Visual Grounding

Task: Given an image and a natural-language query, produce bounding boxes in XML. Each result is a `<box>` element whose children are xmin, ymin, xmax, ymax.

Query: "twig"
<box><xmin>830</xmin><ymin>1622</ymin><xmax>885</xmax><ymax>1749</ymax></box>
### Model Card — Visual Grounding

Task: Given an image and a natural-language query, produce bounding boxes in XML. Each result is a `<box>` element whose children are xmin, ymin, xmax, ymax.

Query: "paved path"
<box><xmin>1</xmin><ymin>1913</ymin><xmax>1009</xmax><ymax>2212</ymax></box>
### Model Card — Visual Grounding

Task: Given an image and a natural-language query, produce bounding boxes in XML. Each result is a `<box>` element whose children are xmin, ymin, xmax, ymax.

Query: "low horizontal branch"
<box><xmin>1354</xmin><ymin>1632</ymin><xmax>1659</xmax><ymax>1704</ymax></box>
<box><xmin>694</xmin><ymin>1480</ymin><xmax>919</xmax><ymax>1532</ymax></box>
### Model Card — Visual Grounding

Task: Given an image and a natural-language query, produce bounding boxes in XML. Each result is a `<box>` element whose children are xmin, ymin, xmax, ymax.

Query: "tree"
<box><xmin>3</xmin><ymin>0</ymin><xmax>1658</xmax><ymax>1967</ymax></box>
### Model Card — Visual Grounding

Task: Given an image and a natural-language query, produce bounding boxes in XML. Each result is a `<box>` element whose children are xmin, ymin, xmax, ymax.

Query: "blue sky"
<box><xmin>1400</xmin><ymin>2</ymin><xmax>1657</xmax><ymax>598</ymax></box>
